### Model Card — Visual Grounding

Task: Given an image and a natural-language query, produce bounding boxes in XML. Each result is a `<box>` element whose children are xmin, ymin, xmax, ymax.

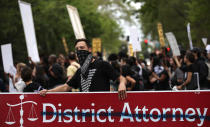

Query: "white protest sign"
<box><xmin>1</xmin><ymin>44</ymin><xmax>14</xmax><ymax>73</ymax></box>
<box><xmin>206</xmin><ymin>45</ymin><xmax>210</xmax><ymax>53</ymax></box>
<box><xmin>202</xmin><ymin>38</ymin><xmax>207</xmax><ymax>46</ymax></box>
<box><xmin>129</xmin><ymin>28</ymin><xmax>142</xmax><ymax>52</ymax></box>
<box><xmin>165</xmin><ymin>32</ymin><xmax>181</xmax><ymax>56</ymax></box>
<box><xmin>66</xmin><ymin>5</ymin><xmax>86</xmax><ymax>39</ymax></box>
<box><xmin>187</xmin><ymin>23</ymin><xmax>193</xmax><ymax>50</ymax></box>
<box><xmin>19</xmin><ymin>0</ymin><xmax>40</xmax><ymax>62</ymax></box>
<box><xmin>1</xmin><ymin>43</ymin><xmax>17</xmax><ymax>92</ymax></box>
<box><xmin>8</xmin><ymin>66</ymin><xmax>17</xmax><ymax>77</ymax></box>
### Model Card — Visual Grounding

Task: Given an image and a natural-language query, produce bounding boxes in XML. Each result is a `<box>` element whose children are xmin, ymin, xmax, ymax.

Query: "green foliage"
<box><xmin>186</xmin><ymin>0</ymin><xmax>210</xmax><ymax>47</ymax></box>
<box><xmin>133</xmin><ymin>0</ymin><xmax>210</xmax><ymax>49</ymax></box>
<box><xmin>0</xmin><ymin>0</ymin><xmax>126</xmax><ymax>63</ymax></box>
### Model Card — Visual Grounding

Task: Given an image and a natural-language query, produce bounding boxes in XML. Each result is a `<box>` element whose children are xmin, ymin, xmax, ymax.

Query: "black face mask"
<box><xmin>76</xmin><ymin>50</ymin><xmax>91</xmax><ymax>66</ymax></box>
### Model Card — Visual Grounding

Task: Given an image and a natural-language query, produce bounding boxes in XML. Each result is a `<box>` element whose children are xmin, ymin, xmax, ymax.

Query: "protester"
<box><xmin>32</xmin><ymin>64</ymin><xmax>48</xmax><ymax>89</ymax></box>
<box><xmin>138</xmin><ymin>59</ymin><xmax>153</xmax><ymax>90</ymax></box>
<box><xmin>206</xmin><ymin>49</ymin><xmax>210</xmax><ymax>88</ymax></box>
<box><xmin>121</xmin><ymin>57</ymin><xmax>136</xmax><ymax>91</ymax></box>
<box><xmin>191</xmin><ymin>48</ymin><xmax>209</xmax><ymax>89</ymax></box>
<box><xmin>150</xmin><ymin>56</ymin><xmax>170</xmax><ymax>90</ymax></box>
<box><xmin>0</xmin><ymin>68</ymin><xmax>8</xmax><ymax>92</ymax></box>
<box><xmin>170</xmin><ymin>57</ymin><xmax>184</xmax><ymax>89</ymax></box>
<box><xmin>40</xmin><ymin>39</ymin><xmax>127</xmax><ymax>100</ymax></box>
<box><xmin>66</xmin><ymin>51</ymin><xmax>80</xmax><ymax>81</ymax></box>
<box><xmin>48</xmin><ymin>63</ymin><xmax>66</xmax><ymax>89</ymax></box>
<box><xmin>174</xmin><ymin>52</ymin><xmax>197</xmax><ymax>90</ymax></box>
<box><xmin>12</xmin><ymin>63</ymin><xmax>26</xmax><ymax>92</ymax></box>
<box><xmin>48</xmin><ymin>54</ymin><xmax>57</xmax><ymax>66</ymax></box>
<box><xmin>57</xmin><ymin>53</ymin><xmax>67</xmax><ymax>77</ymax></box>
<box><xmin>21</xmin><ymin>66</ymin><xmax>43</xmax><ymax>92</ymax></box>
<box><xmin>108</xmin><ymin>53</ymin><xmax>121</xmax><ymax>91</ymax></box>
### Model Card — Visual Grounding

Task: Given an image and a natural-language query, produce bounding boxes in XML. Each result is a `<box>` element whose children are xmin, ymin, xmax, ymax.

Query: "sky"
<box><xmin>119</xmin><ymin>1</ymin><xmax>143</xmax><ymax>42</ymax></box>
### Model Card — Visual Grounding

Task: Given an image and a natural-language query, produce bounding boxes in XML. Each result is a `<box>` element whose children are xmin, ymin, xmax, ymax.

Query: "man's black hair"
<box><xmin>75</xmin><ymin>38</ymin><xmax>91</xmax><ymax>48</ymax></box>
<box><xmin>21</xmin><ymin>66</ymin><xmax>32</xmax><ymax>82</ymax></box>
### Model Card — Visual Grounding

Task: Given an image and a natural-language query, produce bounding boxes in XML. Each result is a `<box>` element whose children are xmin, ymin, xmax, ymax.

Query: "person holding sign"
<box><xmin>174</xmin><ymin>52</ymin><xmax>196</xmax><ymax>90</ymax></box>
<box><xmin>40</xmin><ymin>39</ymin><xmax>127</xmax><ymax>100</ymax></box>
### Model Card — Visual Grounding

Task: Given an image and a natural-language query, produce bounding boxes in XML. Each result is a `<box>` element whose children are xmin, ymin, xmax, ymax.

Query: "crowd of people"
<box><xmin>0</xmin><ymin>39</ymin><xmax>210</xmax><ymax>94</ymax></box>
<box><xmin>109</xmin><ymin>47</ymin><xmax>210</xmax><ymax>91</ymax></box>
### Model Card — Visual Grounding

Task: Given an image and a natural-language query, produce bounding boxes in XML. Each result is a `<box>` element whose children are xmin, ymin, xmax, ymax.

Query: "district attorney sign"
<box><xmin>0</xmin><ymin>91</ymin><xmax>210</xmax><ymax>127</ymax></box>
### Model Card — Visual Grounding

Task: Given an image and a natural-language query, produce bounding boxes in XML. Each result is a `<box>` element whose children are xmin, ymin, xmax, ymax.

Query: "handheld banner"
<box><xmin>92</xmin><ymin>38</ymin><xmax>102</xmax><ymax>53</ymax></box>
<box><xmin>157</xmin><ymin>23</ymin><xmax>166</xmax><ymax>47</ymax></box>
<box><xmin>18</xmin><ymin>0</ymin><xmax>40</xmax><ymax>62</ymax></box>
<box><xmin>0</xmin><ymin>91</ymin><xmax>210</xmax><ymax>127</ymax></box>
<box><xmin>187</xmin><ymin>23</ymin><xmax>193</xmax><ymax>50</ymax></box>
<box><xmin>129</xmin><ymin>28</ymin><xmax>141</xmax><ymax>52</ymax></box>
<box><xmin>165</xmin><ymin>32</ymin><xmax>181</xmax><ymax>56</ymax></box>
<box><xmin>66</xmin><ymin>5</ymin><xmax>86</xmax><ymax>39</ymax></box>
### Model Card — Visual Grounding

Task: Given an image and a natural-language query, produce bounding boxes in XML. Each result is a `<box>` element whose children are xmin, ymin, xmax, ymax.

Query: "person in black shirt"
<box><xmin>40</xmin><ymin>39</ymin><xmax>127</xmax><ymax>100</ymax></box>
<box><xmin>175</xmin><ymin>52</ymin><xmax>196</xmax><ymax>90</ymax></box>
<box><xmin>22</xmin><ymin>66</ymin><xmax>43</xmax><ymax>92</ymax></box>
<box><xmin>48</xmin><ymin>63</ymin><xmax>66</xmax><ymax>89</ymax></box>
<box><xmin>191</xmin><ymin>48</ymin><xmax>208</xmax><ymax>89</ymax></box>
<box><xmin>32</xmin><ymin>64</ymin><xmax>48</xmax><ymax>89</ymax></box>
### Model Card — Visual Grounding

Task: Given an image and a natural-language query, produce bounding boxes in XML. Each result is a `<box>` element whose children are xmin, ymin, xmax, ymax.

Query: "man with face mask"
<box><xmin>40</xmin><ymin>39</ymin><xmax>127</xmax><ymax>100</ymax></box>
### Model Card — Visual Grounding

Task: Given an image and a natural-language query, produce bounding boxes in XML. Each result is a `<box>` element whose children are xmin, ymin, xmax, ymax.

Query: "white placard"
<box><xmin>9</xmin><ymin>78</ymin><xmax>17</xmax><ymax>92</ymax></box>
<box><xmin>1</xmin><ymin>44</ymin><xmax>14</xmax><ymax>73</ymax></box>
<box><xmin>129</xmin><ymin>28</ymin><xmax>142</xmax><ymax>52</ymax></box>
<box><xmin>165</xmin><ymin>32</ymin><xmax>181</xmax><ymax>56</ymax></box>
<box><xmin>66</xmin><ymin>5</ymin><xmax>86</xmax><ymax>39</ymax></box>
<box><xmin>1</xmin><ymin>43</ymin><xmax>17</xmax><ymax>92</ymax></box>
<box><xmin>19</xmin><ymin>0</ymin><xmax>40</xmax><ymax>62</ymax></box>
<box><xmin>187</xmin><ymin>23</ymin><xmax>193</xmax><ymax>50</ymax></box>
<box><xmin>8</xmin><ymin>66</ymin><xmax>17</xmax><ymax>77</ymax></box>
<box><xmin>202</xmin><ymin>38</ymin><xmax>207</xmax><ymax>46</ymax></box>
<box><xmin>206</xmin><ymin>45</ymin><xmax>210</xmax><ymax>53</ymax></box>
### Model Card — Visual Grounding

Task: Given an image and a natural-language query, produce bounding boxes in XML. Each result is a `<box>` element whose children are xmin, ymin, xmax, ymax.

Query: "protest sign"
<box><xmin>129</xmin><ymin>28</ymin><xmax>141</xmax><ymax>52</ymax></box>
<box><xmin>66</xmin><ymin>5</ymin><xmax>86</xmax><ymax>39</ymax></box>
<box><xmin>165</xmin><ymin>32</ymin><xmax>181</xmax><ymax>56</ymax></box>
<box><xmin>157</xmin><ymin>22</ymin><xmax>166</xmax><ymax>47</ymax></box>
<box><xmin>202</xmin><ymin>38</ymin><xmax>207</xmax><ymax>46</ymax></box>
<box><xmin>187</xmin><ymin>23</ymin><xmax>193</xmax><ymax>50</ymax></box>
<box><xmin>62</xmin><ymin>37</ymin><xmax>69</xmax><ymax>54</ymax></box>
<box><xmin>18</xmin><ymin>0</ymin><xmax>40</xmax><ymax>62</ymax></box>
<box><xmin>128</xmin><ymin>44</ymin><xmax>134</xmax><ymax>56</ymax></box>
<box><xmin>1</xmin><ymin>43</ymin><xmax>17</xmax><ymax>92</ymax></box>
<box><xmin>92</xmin><ymin>38</ymin><xmax>102</xmax><ymax>53</ymax></box>
<box><xmin>1</xmin><ymin>44</ymin><xmax>14</xmax><ymax>73</ymax></box>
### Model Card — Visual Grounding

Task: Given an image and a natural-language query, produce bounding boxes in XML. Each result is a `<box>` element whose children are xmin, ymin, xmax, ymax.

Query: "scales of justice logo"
<box><xmin>5</xmin><ymin>95</ymin><xmax>38</xmax><ymax>127</ymax></box>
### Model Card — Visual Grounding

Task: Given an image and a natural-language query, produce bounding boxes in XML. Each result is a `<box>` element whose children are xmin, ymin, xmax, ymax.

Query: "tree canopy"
<box><xmin>132</xmin><ymin>0</ymin><xmax>210</xmax><ymax>49</ymax></box>
<box><xmin>0</xmin><ymin>0</ymin><xmax>131</xmax><ymax>64</ymax></box>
